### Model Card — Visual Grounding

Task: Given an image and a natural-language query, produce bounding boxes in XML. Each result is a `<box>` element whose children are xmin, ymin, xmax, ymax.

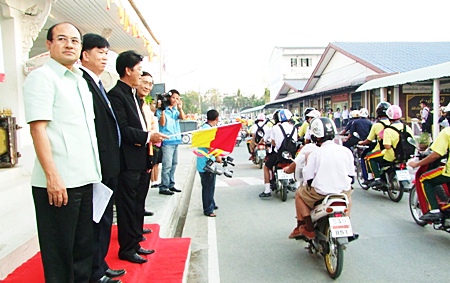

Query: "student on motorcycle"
<box><xmin>367</xmin><ymin>105</ymin><xmax>413</xmax><ymax>187</ymax></box>
<box><xmin>407</xmin><ymin>127</ymin><xmax>450</xmax><ymax>221</ymax></box>
<box><xmin>298</xmin><ymin>108</ymin><xmax>316</xmax><ymax>143</ymax></box>
<box><xmin>289</xmin><ymin>117</ymin><xmax>354</xmax><ymax>239</ymax></box>
<box><xmin>343</xmin><ymin>108</ymin><xmax>372</xmax><ymax>148</ymax></box>
<box><xmin>259</xmin><ymin>109</ymin><xmax>297</xmax><ymax>198</ymax></box>
<box><xmin>248</xmin><ymin>113</ymin><xmax>269</xmax><ymax>160</ymax></box>
<box><xmin>358</xmin><ymin>102</ymin><xmax>391</xmax><ymax>185</ymax></box>
<box><xmin>302</xmin><ymin>110</ymin><xmax>321</xmax><ymax>144</ymax></box>
<box><xmin>340</xmin><ymin>110</ymin><xmax>359</xmax><ymax>136</ymax></box>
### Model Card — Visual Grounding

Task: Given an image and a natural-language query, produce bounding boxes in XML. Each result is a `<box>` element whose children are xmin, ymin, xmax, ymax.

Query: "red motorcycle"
<box><xmin>409</xmin><ymin>150</ymin><xmax>450</xmax><ymax>232</ymax></box>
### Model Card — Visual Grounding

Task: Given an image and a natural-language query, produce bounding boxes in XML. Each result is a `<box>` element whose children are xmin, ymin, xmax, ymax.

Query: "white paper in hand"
<box><xmin>93</xmin><ymin>182</ymin><xmax>113</xmax><ymax>223</ymax></box>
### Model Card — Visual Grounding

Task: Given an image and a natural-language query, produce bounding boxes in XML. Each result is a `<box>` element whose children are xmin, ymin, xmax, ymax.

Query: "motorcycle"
<box><xmin>294</xmin><ymin>192</ymin><xmax>357</xmax><ymax>279</ymax></box>
<box><xmin>270</xmin><ymin>151</ymin><xmax>298</xmax><ymax>202</ymax></box>
<box><xmin>408</xmin><ymin>139</ymin><xmax>450</xmax><ymax>232</ymax></box>
<box><xmin>246</xmin><ymin>138</ymin><xmax>267</xmax><ymax>169</ymax></box>
<box><xmin>352</xmin><ymin>133</ymin><xmax>410</xmax><ymax>202</ymax></box>
<box><xmin>235</xmin><ymin>129</ymin><xmax>248</xmax><ymax>147</ymax></box>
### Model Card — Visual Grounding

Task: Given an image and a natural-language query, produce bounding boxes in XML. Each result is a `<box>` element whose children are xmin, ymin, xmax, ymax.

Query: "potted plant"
<box><xmin>416</xmin><ymin>132</ymin><xmax>431</xmax><ymax>151</ymax></box>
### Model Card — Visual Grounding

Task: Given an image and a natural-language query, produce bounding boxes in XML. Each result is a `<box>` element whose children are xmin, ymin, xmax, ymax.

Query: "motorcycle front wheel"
<box><xmin>356</xmin><ymin>162</ymin><xmax>369</xmax><ymax>190</ymax></box>
<box><xmin>387</xmin><ymin>172</ymin><xmax>404</xmax><ymax>202</ymax></box>
<box><xmin>409</xmin><ymin>185</ymin><xmax>428</xmax><ymax>227</ymax></box>
<box><xmin>324</xmin><ymin>222</ymin><xmax>344</xmax><ymax>279</ymax></box>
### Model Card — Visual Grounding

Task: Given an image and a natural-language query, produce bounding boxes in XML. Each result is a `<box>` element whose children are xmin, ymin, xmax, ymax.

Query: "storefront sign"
<box><xmin>332</xmin><ymin>93</ymin><xmax>348</xmax><ymax>102</ymax></box>
<box><xmin>403</xmin><ymin>85</ymin><xmax>432</xmax><ymax>94</ymax></box>
<box><xmin>406</xmin><ymin>94</ymin><xmax>450</xmax><ymax>121</ymax></box>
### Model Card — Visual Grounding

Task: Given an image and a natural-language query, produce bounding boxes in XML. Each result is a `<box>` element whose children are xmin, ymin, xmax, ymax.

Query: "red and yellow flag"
<box><xmin>191</xmin><ymin>123</ymin><xmax>241</xmax><ymax>155</ymax></box>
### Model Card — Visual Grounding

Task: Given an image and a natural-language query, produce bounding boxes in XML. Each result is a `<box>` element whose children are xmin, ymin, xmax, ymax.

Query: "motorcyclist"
<box><xmin>302</xmin><ymin>110</ymin><xmax>321</xmax><ymax>144</ymax></box>
<box><xmin>340</xmin><ymin>110</ymin><xmax>359</xmax><ymax>136</ymax></box>
<box><xmin>367</xmin><ymin>105</ymin><xmax>413</xmax><ymax>187</ymax></box>
<box><xmin>343</xmin><ymin>108</ymin><xmax>372</xmax><ymax>149</ymax></box>
<box><xmin>288</xmin><ymin>117</ymin><xmax>355</xmax><ymax>239</ymax></box>
<box><xmin>259</xmin><ymin>109</ymin><xmax>297</xmax><ymax>198</ymax></box>
<box><xmin>408</xmin><ymin>127</ymin><xmax>450</xmax><ymax>221</ymax></box>
<box><xmin>248</xmin><ymin>113</ymin><xmax>269</xmax><ymax>160</ymax></box>
<box><xmin>358</xmin><ymin>102</ymin><xmax>391</xmax><ymax>185</ymax></box>
<box><xmin>298</xmin><ymin>108</ymin><xmax>315</xmax><ymax>142</ymax></box>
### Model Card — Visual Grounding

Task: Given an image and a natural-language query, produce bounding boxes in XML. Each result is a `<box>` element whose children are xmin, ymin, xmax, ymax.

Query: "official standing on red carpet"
<box><xmin>108</xmin><ymin>51</ymin><xmax>167</xmax><ymax>264</ymax></box>
<box><xmin>23</xmin><ymin>22</ymin><xmax>101</xmax><ymax>282</ymax></box>
<box><xmin>80</xmin><ymin>33</ymin><xmax>125</xmax><ymax>283</ymax></box>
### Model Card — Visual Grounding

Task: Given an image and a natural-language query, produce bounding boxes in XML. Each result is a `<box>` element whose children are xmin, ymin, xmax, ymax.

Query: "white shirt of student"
<box><xmin>251</xmin><ymin>121</ymin><xmax>269</xmax><ymax>134</ymax></box>
<box><xmin>303</xmin><ymin>140</ymin><xmax>355</xmax><ymax>195</ymax></box>
<box><xmin>270</xmin><ymin>122</ymin><xmax>298</xmax><ymax>151</ymax></box>
<box><xmin>342</xmin><ymin>109</ymin><xmax>349</xmax><ymax>119</ymax></box>
<box><xmin>294</xmin><ymin>143</ymin><xmax>318</xmax><ymax>183</ymax></box>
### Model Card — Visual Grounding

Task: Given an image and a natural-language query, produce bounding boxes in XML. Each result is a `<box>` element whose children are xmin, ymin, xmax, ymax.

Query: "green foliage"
<box><xmin>144</xmin><ymin>95</ymin><xmax>153</xmax><ymax>104</ymax></box>
<box><xmin>416</xmin><ymin>132</ymin><xmax>431</xmax><ymax>145</ymax></box>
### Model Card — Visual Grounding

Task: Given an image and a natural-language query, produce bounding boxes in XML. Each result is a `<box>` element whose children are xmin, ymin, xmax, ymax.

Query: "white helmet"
<box><xmin>306</xmin><ymin>109</ymin><xmax>321</xmax><ymax>119</ymax></box>
<box><xmin>350</xmin><ymin>110</ymin><xmax>360</xmax><ymax>118</ymax></box>
<box><xmin>278</xmin><ymin>109</ymin><xmax>293</xmax><ymax>122</ymax></box>
<box><xmin>359</xmin><ymin>108</ymin><xmax>369</xmax><ymax>118</ymax></box>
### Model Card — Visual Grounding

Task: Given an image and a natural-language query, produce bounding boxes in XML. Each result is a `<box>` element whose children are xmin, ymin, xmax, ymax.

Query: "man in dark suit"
<box><xmin>108</xmin><ymin>50</ymin><xmax>167</xmax><ymax>264</ymax></box>
<box><xmin>80</xmin><ymin>33</ymin><xmax>124</xmax><ymax>283</ymax></box>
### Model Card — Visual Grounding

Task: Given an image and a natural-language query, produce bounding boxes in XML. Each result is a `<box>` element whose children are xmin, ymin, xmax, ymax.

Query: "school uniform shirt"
<box><xmin>250</xmin><ymin>121</ymin><xmax>270</xmax><ymax>135</ymax></box>
<box><xmin>430</xmin><ymin>127</ymin><xmax>450</xmax><ymax>177</ymax></box>
<box><xmin>303</xmin><ymin>140</ymin><xmax>355</xmax><ymax>195</ymax></box>
<box><xmin>366</xmin><ymin>118</ymin><xmax>391</xmax><ymax>151</ymax></box>
<box><xmin>298</xmin><ymin>121</ymin><xmax>309</xmax><ymax>138</ymax></box>
<box><xmin>270</xmin><ymin>122</ymin><xmax>298</xmax><ymax>151</ymax></box>
<box><xmin>382</xmin><ymin>122</ymin><xmax>413</xmax><ymax>162</ymax></box>
<box><xmin>294</xmin><ymin>143</ymin><xmax>318</xmax><ymax>183</ymax></box>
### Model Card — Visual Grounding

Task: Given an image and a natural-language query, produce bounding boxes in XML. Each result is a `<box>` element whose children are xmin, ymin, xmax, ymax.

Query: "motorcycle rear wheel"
<box><xmin>324</xmin><ymin>222</ymin><xmax>344</xmax><ymax>279</ymax></box>
<box><xmin>280</xmin><ymin>183</ymin><xmax>287</xmax><ymax>202</ymax></box>
<box><xmin>258</xmin><ymin>158</ymin><xmax>263</xmax><ymax>169</ymax></box>
<box><xmin>387</xmin><ymin>172</ymin><xmax>404</xmax><ymax>202</ymax></box>
<box><xmin>409</xmin><ymin>185</ymin><xmax>428</xmax><ymax>227</ymax></box>
<box><xmin>356</xmin><ymin>162</ymin><xmax>369</xmax><ymax>190</ymax></box>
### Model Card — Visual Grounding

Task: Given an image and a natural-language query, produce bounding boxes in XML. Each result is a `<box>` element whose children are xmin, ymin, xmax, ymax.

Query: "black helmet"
<box><xmin>376</xmin><ymin>102</ymin><xmax>391</xmax><ymax>118</ymax></box>
<box><xmin>309</xmin><ymin>117</ymin><xmax>336</xmax><ymax>144</ymax></box>
<box><xmin>272</xmin><ymin>109</ymin><xmax>281</xmax><ymax>124</ymax></box>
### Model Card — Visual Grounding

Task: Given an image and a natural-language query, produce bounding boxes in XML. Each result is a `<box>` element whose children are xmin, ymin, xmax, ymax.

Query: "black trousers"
<box><xmin>116</xmin><ymin>169</ymin><xmax>147</xmax><ymax>258</ymax></box>
<box><xmin>32</xmin><ymin>184</ymin><xmax>93</xmax><ymax>283</ymax></box>
<box><xmin>136</xmin><ymin>171</ymin><xmax>151</xmax><ymax>237</ymax></box>
<box><xmin>90</xmin><ymin>176</ymin><xmax>118</xmax><ymax>281</ymax></box>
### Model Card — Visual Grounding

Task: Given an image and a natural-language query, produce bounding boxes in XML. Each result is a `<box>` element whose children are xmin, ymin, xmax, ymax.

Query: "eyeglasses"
<box><xmin>53</xmin><ymin>35</ymin><xmax>81</xmax><ymax>46</ymax></box>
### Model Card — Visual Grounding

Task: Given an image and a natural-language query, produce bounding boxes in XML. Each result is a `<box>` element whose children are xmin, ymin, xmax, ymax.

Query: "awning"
<box><xmin>240</xmin><ymin>105</ymin><xmax>265</xmax><ymax>114</ymax></box>
<box><xmin>356</xmin><ymin>61</ymin><xmax>450</xmax><ymax>92</ymax></box>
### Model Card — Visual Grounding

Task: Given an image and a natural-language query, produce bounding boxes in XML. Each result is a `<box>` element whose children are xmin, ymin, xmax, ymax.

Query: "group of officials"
<box><xmin>23</xmin><ymin>22</ymin><xmax>170</xmax><ymax>283</ymax></box>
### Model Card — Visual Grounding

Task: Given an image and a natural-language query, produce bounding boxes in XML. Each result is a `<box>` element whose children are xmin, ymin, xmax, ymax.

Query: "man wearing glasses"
<box><xmin>23</xmin><ymin>23</ymin><xmax>102</xmax><ymax>282</ymax></box>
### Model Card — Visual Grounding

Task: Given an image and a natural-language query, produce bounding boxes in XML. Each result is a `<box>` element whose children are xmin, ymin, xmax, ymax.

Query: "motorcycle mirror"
<box><xmin>407</xmin><ymin>137</ymin><xmax>420</xmax><ymax>150</ymax></box>
<box><xmin>281</xmin><ymin>151</ymin><xmax>293</xmax><ymax>160</ymax></box>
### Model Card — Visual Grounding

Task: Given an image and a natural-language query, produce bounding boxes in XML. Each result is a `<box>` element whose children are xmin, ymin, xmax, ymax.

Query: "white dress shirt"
<box><xmin>303</xmin><ymin>140</ymin><xmax>355</xmax><ymax>195</ymax></box>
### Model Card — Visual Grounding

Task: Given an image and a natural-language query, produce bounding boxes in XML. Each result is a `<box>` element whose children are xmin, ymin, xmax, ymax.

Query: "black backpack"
<box><xmin>255</xmin><ymin>120</ymin><xmax>268</xmax><ymax>143</ymax></box>
<box><xmin>387</xmin><ymin>124</ymin><xmax>415</xmax><ymax>162</ymax></box>
<box><xmin>277</xmin><ymin>124</ymin><xmax>297</xmax><ymax>162</ymax></box>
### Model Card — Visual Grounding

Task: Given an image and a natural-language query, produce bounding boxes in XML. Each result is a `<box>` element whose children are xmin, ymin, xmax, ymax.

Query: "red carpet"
<box><xmin>2</xmin><ymin>224</ymin><xmax>191</xmax><ymax>283</ymax></box>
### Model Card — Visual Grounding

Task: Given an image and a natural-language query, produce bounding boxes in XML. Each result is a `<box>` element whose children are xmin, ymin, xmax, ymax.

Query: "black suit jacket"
<box><xmin>81</xmin><ymin>69</ymin><xmax>120</xmax><ymax>182</ymax></box>
<box><xmin>108</xmin><ymin>80</ymin><xmax>148</xmax><ymax>171</ymax></box>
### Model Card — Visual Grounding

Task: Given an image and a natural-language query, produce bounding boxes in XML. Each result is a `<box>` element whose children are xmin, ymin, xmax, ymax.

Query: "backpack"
<box><xmin>277</xmin><ymin>124</ymin><xmax>297</xmax><ymax>163</ymax></box>
<box><xmin>387</xmin><ymin>124</ymin><xmax>416</xmax><ymax>162</ymax></box>
<box><xmin>377</xmin><ymin>120</ymin><xmax>389</xmax><ymax>149</ymax></box>
<box><xmin>255</xmin><ymin>120</ymin><xmax>268</xmax><ymax>143</ymax></box>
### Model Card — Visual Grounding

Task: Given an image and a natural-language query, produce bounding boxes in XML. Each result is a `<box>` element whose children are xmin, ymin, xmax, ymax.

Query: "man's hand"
<box><xmin>150</xmin><ymin>132</ymin><xmax>169</xmax><ymax>143</ymax></box>
<box><xmin>407</xmin><ymin>160</ymin><xmax>419</xmax><ymax>168</ymax></box>
<box><xmin>46</xmin><ymin>174</ymin><xmax>68</xmax><ymax>207</ymax></box>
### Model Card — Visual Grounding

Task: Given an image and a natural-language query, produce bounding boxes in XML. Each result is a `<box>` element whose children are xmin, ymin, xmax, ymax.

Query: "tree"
<box><xmin>180</xmin><ymin>91</ymin><xmax>200</xmax><ymax>114</ymax></box>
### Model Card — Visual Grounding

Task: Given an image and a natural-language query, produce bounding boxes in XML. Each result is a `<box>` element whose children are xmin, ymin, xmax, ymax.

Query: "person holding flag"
<box><xmin>196</xmin><ymin>110</ymin><xmax>222</xmax><ymax>217</ymax></box>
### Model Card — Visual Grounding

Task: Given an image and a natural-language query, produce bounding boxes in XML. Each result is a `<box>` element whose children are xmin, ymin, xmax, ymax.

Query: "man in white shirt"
<box><xmin>248</xmin><ymin>113</ymin><xmax>269</xmax><ymax>160</ymax></box>
<box><xmin>289</xmin><ymin>117</ymin><xmax>354</xmax><ymax>240</ymax></box>
<box><xmin>259</xmin><ymin>109</ymin><xmax>297</xmax><ymax>197</ymax></box>
<box><xmin>341</xmin><ymin>105</ymin><xmax>350</xmax><ymax>127</ymax></box>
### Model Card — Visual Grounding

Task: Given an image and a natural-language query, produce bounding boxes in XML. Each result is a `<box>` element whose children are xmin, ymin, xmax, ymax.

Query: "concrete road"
<box><xmin>186</xmin><ymin>144</ymin><xmax>450</xmax><ymax>282</ymax></box>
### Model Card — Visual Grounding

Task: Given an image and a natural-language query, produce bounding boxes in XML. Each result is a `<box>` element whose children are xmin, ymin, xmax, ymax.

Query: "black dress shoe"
<box><xmin>214</xmin><ymin>205</ymin><xmax>219</xmax><ymax>210</ymax></box>
<box><xmin>143</xmin><ymin>228</ymin><xmax>153</xmax><ymax>234</ymax></box>
<box><xmin>105</xmin><ymin>268</ymin><xmax>126</xmax><ymax>278</ymax></box>
<box><xmin>169</xmin><ymin>187</ymin><xmax>181</xmax><ymax>192</ymax></box>
<box><xmin>144</xmin><ymin>210</ymin><xmax>154</xmax><ymax>216</ymax></box>
<box><xmin>151</xmin><ymin>183</ymin><xmax>160</xmax><ymax>188</ymax></box>
<box><xmin>92</xmin><ymin>275</ymin><xmax>122</xmax><ymax>283</ymax></box>
<box><xmin>119</xmin><ymin>253</ymin><xmax>148</xmax><ymax>264</ymax></box>
<box><xmin>159</xmin><ymin>189</ymin><xmax>174</xmax><ymax>195</ymax></box>
<box><xmin>137</xmin><ymin>247</ymin><xmax>155</xmax><ymax>255</ymax></box>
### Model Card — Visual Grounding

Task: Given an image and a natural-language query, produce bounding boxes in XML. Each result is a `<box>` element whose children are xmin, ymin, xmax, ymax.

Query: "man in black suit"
<box><xmin>108</xmin><ymin>51</ymin><xmax>167</xmax><ymax>264</ymax></box>
<box><xmin>80</xmin><ymin>34</ymin><xmax>124</xmax><ymax>283</ymax></box>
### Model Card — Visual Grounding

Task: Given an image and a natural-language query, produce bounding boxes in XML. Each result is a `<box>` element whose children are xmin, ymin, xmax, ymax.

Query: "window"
<box><xmin>290</xmin><ymin>58</ymin><xmax>297</xmax><ymax>67</ymax></box>
<box><xmin>300</xmin><ymin>58</ymin><xmax>312</xmax><ymax>67</ymax></box>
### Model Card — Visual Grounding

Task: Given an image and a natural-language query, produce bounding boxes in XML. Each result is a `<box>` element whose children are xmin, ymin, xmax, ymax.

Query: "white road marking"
<box><xmin>208</xmin><ymin>217</ymin><xmax>220</xmax><ymax>282</ymax></box>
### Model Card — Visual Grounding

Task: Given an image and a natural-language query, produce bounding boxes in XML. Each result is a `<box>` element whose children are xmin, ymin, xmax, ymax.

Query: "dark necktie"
<box><xmin>99</xmin><ymin>80</ymin><xmax>121</xmax><ymax>146</ymax></box>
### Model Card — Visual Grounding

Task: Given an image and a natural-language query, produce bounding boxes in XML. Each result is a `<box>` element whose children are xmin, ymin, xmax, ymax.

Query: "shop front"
<box><xmin>331</xmin><ymin>93</ymin><xmax>349</xmax><ymax>113</ymax></box>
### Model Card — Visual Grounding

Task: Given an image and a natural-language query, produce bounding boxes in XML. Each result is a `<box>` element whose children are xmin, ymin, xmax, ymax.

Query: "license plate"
<box><xmin>396</xmin><ymin>170</ymin><xmax>411</xmax><ymax>181</ymax></box>
<box><xmin>257</xmin><ymin>150</ymin><xmax>266</xmax><ymax>157</ymax></box>
<box><xmin>329</xmin><ymin>217</ymin><xmax>353</xmax><ymax>238</ymax></box>
<box><xmin>277</xmin><ymin>169</ymin><xmax>293</xmax><ymax>180</ymax></box>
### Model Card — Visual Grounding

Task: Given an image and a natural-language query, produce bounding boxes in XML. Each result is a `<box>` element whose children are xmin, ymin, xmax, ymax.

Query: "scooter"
<box><xmin>294</xmin><ymin>193</ymin><xmax>357</xmax><ymax>279</ymax></box>
<box><xmin>271</xmin><ymin>151</ymin><xmax>298</xmax><ymax>202</ymax></box>
<box><xmin>408</xmin><ymin>139</ymin><xmax>450</xmax><ymax>232</ymax></box>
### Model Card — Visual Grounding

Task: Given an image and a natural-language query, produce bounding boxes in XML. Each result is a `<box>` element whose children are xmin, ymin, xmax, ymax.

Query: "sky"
<box><xmin>135</xmin><ymin>0</ymin><xmax>450</xmax><ymax>96</ymax></box>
